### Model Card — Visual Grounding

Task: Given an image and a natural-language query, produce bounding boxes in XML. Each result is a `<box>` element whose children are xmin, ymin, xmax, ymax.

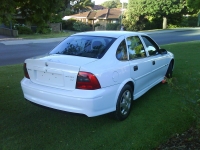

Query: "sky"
<box><xmin>93</xmin><ymin>0</ymin><xmax>128</xmax><ymax>5</ymax></box>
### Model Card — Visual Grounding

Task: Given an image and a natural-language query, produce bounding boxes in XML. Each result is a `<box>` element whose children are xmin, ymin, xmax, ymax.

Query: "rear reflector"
<box><xmin>23</xmin><ymin>63</ymin><xmax>30</xmax><ymax>79</ymax></box>
<box><xmin>76</xmin><ymin>72</ymin><xmax>101</xmax><ymax>90</ymax></box>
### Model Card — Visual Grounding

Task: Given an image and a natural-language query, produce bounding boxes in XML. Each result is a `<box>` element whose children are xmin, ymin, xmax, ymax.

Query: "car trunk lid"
<box><xmin>25</xmin><ymin>54</ymin><xmax>97</xmax><ymax>90</ymax></box>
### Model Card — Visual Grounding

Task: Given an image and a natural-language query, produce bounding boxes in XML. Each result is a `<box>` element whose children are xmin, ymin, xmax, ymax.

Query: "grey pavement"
<box><xmin>0</xmin><ymin>27</ymin><xmax>200</xmax><ymax>45</ymax></box>
<box><xmin>0</xmin><ymin>37</ymin><xmax>66</xmax><ymax>45</ymax></box>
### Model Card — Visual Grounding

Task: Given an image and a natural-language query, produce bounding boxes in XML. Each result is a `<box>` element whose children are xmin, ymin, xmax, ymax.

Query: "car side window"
<box><xmin>116</xmin><ymin>39</ymin><xmax>128</xmax><ymax>61</ymax></box>
<box><xmin>141</xmin><ymin>36</ymin><xmax>160</xmax><ymax>56</ymax></box>
<box><xmin>126</xmin><ymin>36</ymin><xmax>146</xmax><ymax>60</ymax></box>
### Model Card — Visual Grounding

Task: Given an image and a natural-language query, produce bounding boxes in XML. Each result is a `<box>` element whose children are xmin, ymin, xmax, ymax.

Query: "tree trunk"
<box><xmin>163</xmin><ymin>16</ymin><xmax>167</xmax><ymax>29</ymax></box>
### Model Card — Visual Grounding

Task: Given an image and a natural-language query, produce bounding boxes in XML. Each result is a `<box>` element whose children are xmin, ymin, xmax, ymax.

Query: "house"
<box><xmin>62</xmin><ymin>8</ymin><xmax>122</xmax><ymax>30</ymax></box>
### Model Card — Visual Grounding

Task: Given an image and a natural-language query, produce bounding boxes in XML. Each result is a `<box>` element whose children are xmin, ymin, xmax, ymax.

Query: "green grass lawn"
<box><xmin>0</xmin><ymin>41</ymin><xmax>200</xmax><ymax>150</ymax></box>
<box><xmin>18</xmin><ymin>31</ymin><xmax>76</xmax><ymax>39</ymax></box>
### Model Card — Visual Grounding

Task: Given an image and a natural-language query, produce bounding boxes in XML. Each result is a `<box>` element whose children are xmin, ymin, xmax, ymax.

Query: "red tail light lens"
<box><xmin>23</xmin><ymin>63</ymin><xmax>30</xmax><ymax>79</ymax></box>
<box><xmin>76</xmin><ymin>72</ymin><xmax>101</xmax><ymax>90</ymax></box>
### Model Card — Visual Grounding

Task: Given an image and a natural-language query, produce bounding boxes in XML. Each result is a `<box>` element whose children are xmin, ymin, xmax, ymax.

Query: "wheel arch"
<box><xmin>114</xmin><ymin>79</ymin><xmax>135</xmax><ymax>107</ymax></box>
<box><xmin>170</xmin><ymin>59</ymin><xmax>175</xmax><ymax>70</ymax></box>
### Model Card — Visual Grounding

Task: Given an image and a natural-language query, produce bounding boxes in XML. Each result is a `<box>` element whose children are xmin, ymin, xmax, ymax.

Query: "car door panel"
<box><xmin>140</xmin><ymin>35</ymin><xmax>169</xmax><ymax>83</ymax></box>
<box><xmin>125</xmin><ymin>35</ymin><xmax>154</xmax><ymax>95</ymax></box>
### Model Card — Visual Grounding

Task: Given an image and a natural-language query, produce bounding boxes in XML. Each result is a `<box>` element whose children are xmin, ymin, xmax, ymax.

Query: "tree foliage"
<box><xmin>187</xmin><ymin>0</ymin><xmax>200</xmax><ymax>10</ymax></box>
<box><xmin>0</xmin><ymin>0</ymin><xmax>94</xmax><ymax>30</ymax></box>
<box><xmin>18</xmin><ymin>0</ymin><xmax>64</xmax><ymax>27</ymax></box>
<box><xmin>125</xmin><ymin>0</ymin><xmax>187</xmax><ymax>30</ymax></box>
<box><xmin>71</xmin><ymin>0</ymin><xmax>94</xmax><ymax>13</ymax></box>
<box><xmin>102</xmin><ymin>0</ymin><xmax>128</xmax><ymax>9</ymax></box>
<box><xmin>102</xmin><ymin>0</ymin><xmax>121</xmax><ymax>8</ymax></box>
<box><xmin>0</xmin><ymin>0</ymin><xmax>17</xmax><ymax>26</ymax></box>
<box><xmin>73</xmin><ymin>20</ymin><xmax>92</xmax><ymax>31</ymax></box>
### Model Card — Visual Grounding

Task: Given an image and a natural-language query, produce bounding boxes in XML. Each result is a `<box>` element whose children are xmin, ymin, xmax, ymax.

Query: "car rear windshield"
<box><xmin>49</xmin><ymin>35</ymin><xmax>116</xmax><ymax>59</ymax></box>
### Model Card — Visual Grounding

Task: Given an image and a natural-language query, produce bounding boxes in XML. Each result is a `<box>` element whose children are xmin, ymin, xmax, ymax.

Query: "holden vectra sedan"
<box><xmin>21</xmin><ymin>31</ymin><xmax>174</xmax><ymax>120</ymax></box>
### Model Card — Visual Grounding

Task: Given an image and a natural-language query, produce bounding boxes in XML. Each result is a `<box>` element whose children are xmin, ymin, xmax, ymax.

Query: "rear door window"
<box><xmin>126</xmin><ymin>36</ymin><xmax>146</xmax><ymax>60</ymax></box>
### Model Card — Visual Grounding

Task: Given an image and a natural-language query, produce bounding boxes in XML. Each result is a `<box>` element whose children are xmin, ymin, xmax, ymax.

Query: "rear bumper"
<box><xmin>21</xmin><ymin>78</ymin><xmax>117</xmax><ymax>117</ymax></box>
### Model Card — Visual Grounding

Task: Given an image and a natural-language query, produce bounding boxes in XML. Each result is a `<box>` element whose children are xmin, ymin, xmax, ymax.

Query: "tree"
<box><xmin>101</xmin><ymin>0</ymin><xmax>128</xmax><ymax>9</ymax></box>
<box><xmin>186</xmin><ymin>0</ymin><xmax>200</xmax><ymax>26</ymax></box>
<box><xmin>0</xmin><ymin>0</ymin><xmax>17</xmax><ymax>27</ymax></box>
<box><xmin>187</xmin><ymin>0</ymin><xmax>200</xmax><ymax>10</ymax></box>
<box><xmin>102</xmin><ymin>0</ymin><xmax>120</xmax><ymax>8</ymax></box>
<box><xmin>127</xmin><ymin>0</ymin><xmax>186</xmax><ymax>29</ymax></box>
<box><xmin>71</xmin><ymin>0</ymin><xmax>94</xmax><ymax>13</ymax></box>
<box><xmin>18</xmin><ymin>0</ymin><xmax>64</xmax><ymax>30</ymax></box>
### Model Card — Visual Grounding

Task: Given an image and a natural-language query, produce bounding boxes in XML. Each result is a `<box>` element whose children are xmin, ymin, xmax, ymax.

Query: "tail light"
<box><xmin>23</xmin><ymin>63</ymin><xmax>30</xmax><ymax>79</ymax></box>
<box><xmin>76</xmin><ymin>72</ymin><xmax>101</xmax><ymax>90</ymax></box>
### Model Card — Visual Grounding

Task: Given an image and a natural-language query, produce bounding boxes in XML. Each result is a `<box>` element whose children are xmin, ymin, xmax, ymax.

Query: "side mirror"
<box><xmin>146</xmin><ymin>46</ymin><xmax>156</xmax><ymax>51</ymax></box>
<box><xmin>159</xmin><ymin>48</ymin><xmax>167</xmax><ymax>54</ymax></box>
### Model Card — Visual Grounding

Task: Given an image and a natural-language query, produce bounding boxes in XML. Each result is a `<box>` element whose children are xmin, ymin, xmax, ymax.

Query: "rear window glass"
<box><xmin>50</xmin><ymin>35</ymin><xmax>116</xmax><ymax>59</ymax></box>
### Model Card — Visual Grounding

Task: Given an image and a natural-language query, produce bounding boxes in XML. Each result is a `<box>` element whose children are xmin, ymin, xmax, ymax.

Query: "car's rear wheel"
<box><xmin>166</xmin><ymin>61</ymin><xmax>173</xmax><ymax>78</ymax></box>
<box><xmin>114</xmin><ymin>84</ymin><xmax>133</xmax><ymax>121</ymax></box>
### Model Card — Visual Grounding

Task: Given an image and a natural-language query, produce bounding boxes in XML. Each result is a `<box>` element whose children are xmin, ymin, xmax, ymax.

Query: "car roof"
<box><xmin>71</xmin><ymin>31</ymin><xmax>147</xmax><ymax>38</ymax></box>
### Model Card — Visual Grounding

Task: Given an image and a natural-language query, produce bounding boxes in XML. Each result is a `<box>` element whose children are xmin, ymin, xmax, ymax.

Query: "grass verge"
<box><xmin>0</xmin><ymin>41</ymin><xmax>199</xmax><ymax>149</ymax></box>
<box><xmin>18</xmin><ymin>31</ymin><xmax>76</xmax><ymax>39</ymax></box>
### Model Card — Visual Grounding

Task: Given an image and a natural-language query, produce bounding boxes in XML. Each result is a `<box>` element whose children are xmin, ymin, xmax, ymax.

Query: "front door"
<box><xmin>140</xmin><ymin>35</ymin><xmax>169</xmax><ymax>84</ymax></box>
<box><xmin>125</xmin><ymin>36</ymin><xmax>155</xmax><ymax>96</ymax></box>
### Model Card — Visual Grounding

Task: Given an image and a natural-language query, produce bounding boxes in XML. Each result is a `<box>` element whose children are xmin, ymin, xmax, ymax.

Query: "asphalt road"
<box><xmin>0</xmin><ymin>29</ymin><xmax>200</xmax><ymax>66</ymax></box>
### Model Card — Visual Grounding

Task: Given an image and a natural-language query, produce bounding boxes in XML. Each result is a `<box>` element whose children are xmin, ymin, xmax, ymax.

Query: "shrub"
<box><xmin>73</xmin><ymin>21</ymin><xmax>92</xmax><ymax>32</ymax></box>
<box><xmin>94</xmin><ymin>23</ymin><xmax>100</xmax><ymax>28</ymax></box>
<box><xmin>167</xmin><ymin>24</ymin><xmax>180</xmax><ymax>29</ymax></box>
<box><xmin>188</xmin><ymin>15</ymin><xmax>198</xmax><ymax>27</ymax></box>
<box><xmin>178</xmin><ymin>14</ymin><xmax>198</xmax><ymax>27</ymax></box>
<box><xmin>36</xmin><ymin>25</ymin><xmax>51</xmax><ymax>34</ymax></box>
<box><xmin>51</xmin><ymin>14</ymin><xmax>62</xmax><ymax>23</ymax></box>
<box><xmin>16</xmin><ymin>26</ymin><xmax>33</xmax><ymax>34</ymax></box>
<box><xmin>106</xmin><ymin>23</ymin><xmax>120</xmax><ymax>30</ymax></box>
<box><xmin>62</xmin><ymin>19</ymin><xmax>77</xmax><ymax>30</ymax></box>
<box><xmin>123</xmin><ymin>15</ymin><xmax>149</xmax><ymax>31</ymax></box>
<box><xmin>143</xmin><ymin>17</ymin><xmax>162</xmax><ymax>30</ymax></box>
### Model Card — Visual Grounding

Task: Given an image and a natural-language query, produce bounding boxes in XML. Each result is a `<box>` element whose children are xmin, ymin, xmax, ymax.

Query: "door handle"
<box><xmin>152</xmin><ymin>61</ymin><xmax>155</xmax><ymax>65</ymax></box>
<box><xmin>134</xmin><ymin>65</ymin><xmax>138</xmax><ymax>71</ymax></box>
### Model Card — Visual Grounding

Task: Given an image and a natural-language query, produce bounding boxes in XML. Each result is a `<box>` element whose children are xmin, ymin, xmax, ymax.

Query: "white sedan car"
<box><xmin>21</xmin><ymin>31</ymin><xmax>174</xmax><ymax>120</ymax></box>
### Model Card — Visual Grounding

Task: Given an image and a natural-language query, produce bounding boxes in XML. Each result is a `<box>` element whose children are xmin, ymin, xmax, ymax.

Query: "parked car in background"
<box><xmin>21</xmin><ymin>31</ymin><xmax>174</xmax><ymax>120</ymax></box>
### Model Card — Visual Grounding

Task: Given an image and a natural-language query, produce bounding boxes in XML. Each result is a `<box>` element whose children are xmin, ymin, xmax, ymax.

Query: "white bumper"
<box><xmin>21</xmin><ymin>78</ymin><xmax>117</xmax><ymax>117</ymax></box>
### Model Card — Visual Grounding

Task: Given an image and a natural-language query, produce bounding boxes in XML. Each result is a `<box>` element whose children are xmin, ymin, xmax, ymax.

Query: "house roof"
<box><xmin>107</xmin><ymin>8</ymin><xmax>121</xmax><ymax>19</ymax></box>
<box><xmin>87</xmin><ymin>11</ymin><xmax>97</xmax><ymax>19</ymax></box>
<box><xmin>70</xmin><ymin>11</ymin><xmax>91</xmax><ymax>18</ymax></box>
<box><xmin>95</xmin><ymin>9</ymin><xmax>108</xmax><ymax>18</ymax></box>
<box><xmin>65</xmin><ymin>8</ymin><xmax>122</xmax><ymax>20</ymax></box>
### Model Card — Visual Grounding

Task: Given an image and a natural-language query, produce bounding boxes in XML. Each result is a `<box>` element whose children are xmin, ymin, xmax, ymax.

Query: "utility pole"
<box><xmin>120</xmin><ymin>0</ymin><xmax>125</xmax><ymax>26</ymax></box>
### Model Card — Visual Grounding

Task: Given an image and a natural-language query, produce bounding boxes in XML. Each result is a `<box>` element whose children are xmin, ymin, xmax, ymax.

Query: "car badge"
<box><xmin>45</xmin><ymin>62</ymin><xmax>48</xmax><ymax>67</ymax></box>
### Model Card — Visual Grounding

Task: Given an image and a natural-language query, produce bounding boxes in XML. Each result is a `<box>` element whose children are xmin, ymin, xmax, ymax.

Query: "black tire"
<box><xmin>166</xmin><ymin>61</ymin><xmax>173</xmax><ymax>78</ymax></box>
<box><xmin>114</xmin><ymin>84</ymin><xmax>133</xmax><ymax>121</ymax></box>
